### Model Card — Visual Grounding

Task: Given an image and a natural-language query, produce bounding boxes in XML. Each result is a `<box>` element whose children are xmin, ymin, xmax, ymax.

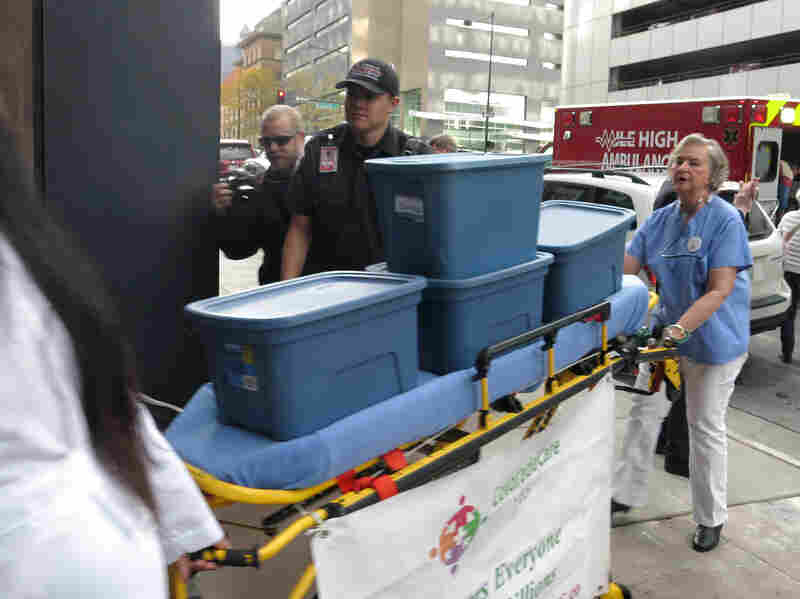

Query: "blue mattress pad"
<box><xmin>166</xmin><ymin>276</ymin><xmax>649</xmax><ymax>490</ymax></box>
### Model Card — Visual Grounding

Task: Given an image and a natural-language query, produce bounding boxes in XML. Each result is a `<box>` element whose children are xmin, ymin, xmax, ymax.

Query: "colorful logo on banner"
<box><xmin>428</xmin><ymin>496</ymin><xmax>487</xmax><ymax>574</ymax></box>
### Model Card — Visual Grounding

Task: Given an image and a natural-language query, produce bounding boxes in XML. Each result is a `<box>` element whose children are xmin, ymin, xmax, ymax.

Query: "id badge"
<box><xmin>320</xmin><ymin>145</ymin><xmax>338</xmax><ymax>174</ymax></box>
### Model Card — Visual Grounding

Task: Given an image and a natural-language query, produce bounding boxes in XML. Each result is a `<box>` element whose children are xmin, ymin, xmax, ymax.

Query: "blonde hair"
<box><xmin>261</xmin><ymin>104</ymin><xmax>305</xmax><ymax>134</ymax></box>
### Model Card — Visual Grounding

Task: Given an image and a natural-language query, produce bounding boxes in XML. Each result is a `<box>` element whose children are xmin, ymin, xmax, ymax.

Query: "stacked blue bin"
<box><xmin>185</xmin><ymin>272</ymin><xmax>426</xmax><ymax>440</ymax></box>
<box><xmin>537</xmin><ymin>201</ymin><xmax>636</xmax><ymax>322</ymax></box>
<box><xmin>366</xmin><ymin>153</ymin><xmax>552</xmax><ymax>374</ymax></box>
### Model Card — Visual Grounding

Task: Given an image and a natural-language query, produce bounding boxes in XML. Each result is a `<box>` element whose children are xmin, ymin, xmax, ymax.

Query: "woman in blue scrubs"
<box><xmin>612</xmin><ymin>134</ymin><xmax>753</xmax><ymax>552</ymax></box>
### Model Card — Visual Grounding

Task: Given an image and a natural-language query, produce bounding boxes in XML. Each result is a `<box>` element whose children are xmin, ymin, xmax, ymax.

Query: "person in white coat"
<box><xmin>0</xmin><ymin>110</ymin><xmax>227</xmax><ymax>596</ymax></box>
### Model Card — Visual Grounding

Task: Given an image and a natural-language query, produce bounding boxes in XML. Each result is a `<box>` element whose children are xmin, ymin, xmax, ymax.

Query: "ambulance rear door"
<box><xmin>751</xmin><ymin>126</ymin><xmax>782</xmax><ymax>213</ymax></box>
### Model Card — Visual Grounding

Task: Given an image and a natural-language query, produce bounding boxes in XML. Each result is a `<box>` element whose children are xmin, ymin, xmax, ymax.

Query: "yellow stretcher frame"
<box><xmin>171</xmin><ymin>296</ymin><xmax>672</xmax><ymax>599</ymax></box>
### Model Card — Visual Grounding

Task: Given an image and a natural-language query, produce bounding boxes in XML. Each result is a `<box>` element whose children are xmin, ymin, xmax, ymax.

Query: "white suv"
<box><xmin>542</xmin><ymin>168</ymin><xmax>790</xmax><ymax>335</ymax></box>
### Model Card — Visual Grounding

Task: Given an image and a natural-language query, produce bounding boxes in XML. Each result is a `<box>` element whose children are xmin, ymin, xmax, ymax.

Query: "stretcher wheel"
<box><xmin>601</xmin><ymin>582</ymin><xmax>631</xmax><ymax>599</ymax></box>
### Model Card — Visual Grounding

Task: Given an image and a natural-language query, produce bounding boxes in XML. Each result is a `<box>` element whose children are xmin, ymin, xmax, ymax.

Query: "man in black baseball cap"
<box><xmin>333</xmin><ymin>59</ymin><xmax>401</xmax><ymax>149</ymax></box>
<box><xmin>281</xmin><ymin>58</ymin><xmax>431</xmax><ymax>279</ymax></box>
<box><xmin>335</xmin><ymin>58</ymin><xmax>400</xmax><ymax>97</ymax></box>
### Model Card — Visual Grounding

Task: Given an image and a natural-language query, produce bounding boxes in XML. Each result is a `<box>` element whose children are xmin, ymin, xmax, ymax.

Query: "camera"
<box><xmin>220</xmin><ymin>167</ymin><xmax>258</xmax><ymax>204</ymax></box>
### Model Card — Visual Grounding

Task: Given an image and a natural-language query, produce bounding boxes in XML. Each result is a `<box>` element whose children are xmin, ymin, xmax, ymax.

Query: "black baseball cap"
<box><xmin>335</xmin><ymin>59</ymin><xmax>399</xmax><ymax>97</ymax></box>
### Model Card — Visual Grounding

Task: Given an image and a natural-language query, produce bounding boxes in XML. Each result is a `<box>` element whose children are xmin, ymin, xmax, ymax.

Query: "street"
<box><xmin>205</xmin><ymin>254</ymin><xmax>800</xmax><ymax>598</ymax></box>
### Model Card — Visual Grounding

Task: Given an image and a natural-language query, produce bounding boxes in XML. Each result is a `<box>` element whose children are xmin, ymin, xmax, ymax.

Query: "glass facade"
<box><xmin>399</xmin><ymin>89</ymin><xmax>422</xmax><ymax>136</ymax></box>
<box><xmin>441</xmin><ymin>89</ymin><xmax>529</xmax><ymax>153</ymax></box>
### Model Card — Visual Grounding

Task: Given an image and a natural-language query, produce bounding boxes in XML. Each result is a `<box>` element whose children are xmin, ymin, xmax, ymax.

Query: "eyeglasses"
<box><xmin>259</xmin><ymin>135</ymin><xmax>295</xmax><ymax>148</ymax></box>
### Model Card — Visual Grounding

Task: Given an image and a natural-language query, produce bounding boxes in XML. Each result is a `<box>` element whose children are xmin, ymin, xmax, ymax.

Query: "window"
<box><xmin>401</xmin><ymin>89</ymin><xmax>422</xmax><ymax>136</ymax></box>
<box><xmin>541</xmin><ymin>184</ymin><xmax>634</xmax><ymax>223</ymax></box>
<box><xmin>287</xmin><ymin>36</ymin><xmax>312</xmax><ymax>54</ymax></box>
<box><xmin>288</xmin><ymin>10</ymin><xmax>311</xmax><ymax>30</ymax></box>
<box><xmin>444</xmin><ymin>89</ymin><xmax>526</xmax><ymax>121</ymax></box>
<box><xmin>596</xmin><ymin>188</ymin><xmax>635</xmax><ymax>214</ymax></box>
<box><xmin>444</xmin><ymin>50</ymin><xmax>527</xmax><ymax>67</ymax></box>
<box><xmin>755</xmin><ymin>141</ymin><xmax>778</xmax><ymax>183</ymax></box>
<box><xmin>490</xmin><ymin>0</ymin><xmax>530</xmax><ymax>6</ymax></box>
<box><xmin>286</xmin><ymin>62</ymin><xmax>311</xmax><ymax>78</ymax></box>
<box><xmin>542</xmin><ymin>182</ymin><xmax>593</xmax><ymax>204</ymax></box>
<box><xmin>446</xmin><ymin>18</ymin><xmax>529</xmax><ymax>37</ymax></box>
<box><xmin>314</xmin><ymin>45</ymin><xmax>349</xmax><ymax>64</ymax></box>
<box><xmin>717</xmin><ymin>189</ymin><xmax>771</xmax><ymax>240</ymax></box>
<box><xmin>316</xmin><ymin>15</ymin><xmax>349</xmax><ymax>37</ymax></box>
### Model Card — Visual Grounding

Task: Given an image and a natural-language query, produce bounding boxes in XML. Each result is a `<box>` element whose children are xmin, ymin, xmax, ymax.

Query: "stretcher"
<box><xmin>165</xmin><ymin>276</ymin><xmax>675</xmax><ymax>599</ymax></box>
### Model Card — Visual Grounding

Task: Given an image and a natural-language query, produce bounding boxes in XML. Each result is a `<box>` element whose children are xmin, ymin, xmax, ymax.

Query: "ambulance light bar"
<box><xmin>752</xmin><ymin>103</ymin><xmax>767</xmax><ymax>123</ymax></box>
<box><xmin>722</xmin><ymin>104</ymin><xmax>743</xmax><ymax>124</ymax></box>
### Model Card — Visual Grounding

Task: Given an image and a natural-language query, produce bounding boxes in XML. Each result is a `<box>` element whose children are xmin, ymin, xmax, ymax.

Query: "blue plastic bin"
<box><xmin>537</xmin><ymin>201</ymin><xmax>636</xmax><ymax>322</ymax></box>
<box><xmin>185</xmin><ymin>272</ymin><xmax>427</xmax><ymax>440</ymax></box>
<box><xmin>368</xmin><ymin>254</ymin><xmax>553</xmax><ymax>374</ymax></box>
<box><xmin>365</xmin><ymin>153</ymin><xmax>549</xmax><ymax>279</ymax></box>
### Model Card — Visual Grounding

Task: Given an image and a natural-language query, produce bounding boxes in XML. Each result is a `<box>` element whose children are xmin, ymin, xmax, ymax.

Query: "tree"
<box><xmin>220</xmin><ymin>65</ymin><xmax>279</xmax><ymax>144</ymax></box>
<box><xmin>284</xmin><ymin>70</ymin><xmax>345</xmax><ymax>134</ymax></box>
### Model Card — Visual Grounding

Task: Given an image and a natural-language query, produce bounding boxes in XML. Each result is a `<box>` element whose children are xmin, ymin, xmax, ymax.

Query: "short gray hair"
<box><xmin>430</xmin><ymin>134</ymin><xmax>457</xmax><ymax>152</ymax></box>
<box><xmin>668</xmin><ymin>133</ymin><xmax>729</xmax><ymax>191</ymax></box>
<box><xmin>261</xmin><ymin>104</ymin><xmax>305</xmax><ymax>134</ymax></box>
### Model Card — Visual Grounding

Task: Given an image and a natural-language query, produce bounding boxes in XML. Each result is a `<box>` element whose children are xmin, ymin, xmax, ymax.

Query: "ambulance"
<box><xmin>552</xmin><ymin>96</ymin><xmax>800</xmax><ymax>214</ymax></box>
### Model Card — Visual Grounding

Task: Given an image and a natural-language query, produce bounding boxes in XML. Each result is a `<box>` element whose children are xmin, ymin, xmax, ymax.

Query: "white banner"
<box><xmin>312</xmin><ymin>376</ymin><xmax>615</xmax><ymax>599</ymax></box>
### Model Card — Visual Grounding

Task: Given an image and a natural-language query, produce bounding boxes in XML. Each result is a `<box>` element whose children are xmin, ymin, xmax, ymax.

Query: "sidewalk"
<box><xmin>609</xmin><ymin>392</ymin><xmax>800</xmax><ymax>597</ymax></box>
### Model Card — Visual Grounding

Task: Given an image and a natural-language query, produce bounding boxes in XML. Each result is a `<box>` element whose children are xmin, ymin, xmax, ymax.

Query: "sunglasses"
<box><xmin>346</xmin><ymin>86</ymin><xmax>386</xmax><ymax>102</ymax></box>
<box><xmin>259</xmin><ymin>135</ymin><xmax>295</xmax><ymax>148</ymax></box>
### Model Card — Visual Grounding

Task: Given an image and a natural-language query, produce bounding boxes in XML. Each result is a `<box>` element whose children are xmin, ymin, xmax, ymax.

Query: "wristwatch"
<box><xmin>665</xmin><ymin>324</ymin><xmax>690</xmax><ymax>345</ymax></box>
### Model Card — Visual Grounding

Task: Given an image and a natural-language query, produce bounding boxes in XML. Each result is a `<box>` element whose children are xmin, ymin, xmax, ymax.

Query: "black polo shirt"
<box><xmin>287</xmin><ymin>122</ymin><xmax>431</xmax><ymax>274</ymax></box>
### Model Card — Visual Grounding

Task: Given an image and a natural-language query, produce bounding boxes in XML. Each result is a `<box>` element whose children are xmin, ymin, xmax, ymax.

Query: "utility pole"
<box><xmin>465</xmin><ymin>13</ymin><xmax>496</xmax><ymax>153</ymax></box>
<box><xmin>236</xmin><ymin>71</ymin><xmax>241</xmax><ymax>138</ymax></box>
<box><xmin>484</xmin><ymin>11</ymin><xmax>495</xmax><ymax>154</ymax></box>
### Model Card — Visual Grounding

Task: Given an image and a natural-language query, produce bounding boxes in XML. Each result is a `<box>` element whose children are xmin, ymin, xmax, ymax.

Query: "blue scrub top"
<box><xmin>628</xmin><ymin>195</ymin><xmax>752</xmax><ymax>364</ymax></box>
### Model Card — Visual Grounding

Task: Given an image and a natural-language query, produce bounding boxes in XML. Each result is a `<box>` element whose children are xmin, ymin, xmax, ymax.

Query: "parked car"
<box><xmin>219</xmin><ymin>139</ymin><xmax>256</xmax><ymax>175</ymax></box>
<box><xmin>542</xmin><ymin>168</ymin><xmax>791</xmax><ymax>335</ymax></box>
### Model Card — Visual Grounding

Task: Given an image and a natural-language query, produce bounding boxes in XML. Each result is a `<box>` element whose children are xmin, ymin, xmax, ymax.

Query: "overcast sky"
<box><xmin>220</xmin><ymin>0</ymin><xmax>283</xmax><ymax>45</ymax></box>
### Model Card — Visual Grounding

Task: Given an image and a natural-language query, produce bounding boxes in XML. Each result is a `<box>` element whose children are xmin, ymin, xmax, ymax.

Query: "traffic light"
<box><xmin>277</xmin><ymin>89</ymin><xmax>286</xmax><ymax>105</ymax></box>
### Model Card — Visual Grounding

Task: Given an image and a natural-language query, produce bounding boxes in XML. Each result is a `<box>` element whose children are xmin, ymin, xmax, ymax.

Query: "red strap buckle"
<box><xmin>337</xmin><ymin>471</ymin><xmax>399</xmax><ymax>500</ymax></box>
<box><xmin>336</xmin><ymin>470</ymin><xmax>356</xmax><ymax>493</ymax></box>
<box><xmin>582</xmin><ymin>313</ymin><xmax>605</xmax><ymax>323</ymax></box>
<box><xmin>372</xmin><ymin>475</ymin><xmax>398</xmax><ymax>500</ymax></box>
<box><xmin>382</xmin><ymin>449</ymin><xmax>407</xmax><ymax>472</ymax></box>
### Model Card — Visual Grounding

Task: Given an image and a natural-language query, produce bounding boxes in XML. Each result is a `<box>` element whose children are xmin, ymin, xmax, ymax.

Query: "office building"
<box><xmin>562</xmin><ymin>0</ymin><xmax>800</xmax><ymax>105</ymax></box>
<box><xmin>282</xmin><ymin>0</ymin><xmax>564</xmax><ymax>151</ymax></box>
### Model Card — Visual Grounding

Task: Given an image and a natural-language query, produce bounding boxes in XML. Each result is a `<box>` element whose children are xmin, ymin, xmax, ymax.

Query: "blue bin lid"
<box><xmin>364</xmin><ymin>152</ymin><xmax>550</xmax><ymax>173</ymax></box>
<box><xmin>537</xmin><ymin>201</ymin><xmax>636</xmax><ymax>253</ymax></box>
<box><xmin>185</xmin><ymin>271</ymin><xmax>426</xmax><ymax>329</ymax></box>
<box><xmin>367</xmin><ymin>253</ymin><xmax>553</xmax><ymax>287</ymax></box>
<box><xmin>425</xmin><ymin>252</ymin><xmax>554</xmax><ymax>289</ymax></box>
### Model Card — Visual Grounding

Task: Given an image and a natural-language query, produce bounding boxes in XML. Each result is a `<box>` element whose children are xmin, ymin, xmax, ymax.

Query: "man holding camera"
<box><xmin>280</xmin><ymin>58</ymin><xmax>431</xmax><ymax>279</ymax></box>
<box><xmin>213</xmin><ymin>105</ymin><xmax>305</xmax><ymax>285</ymax></box>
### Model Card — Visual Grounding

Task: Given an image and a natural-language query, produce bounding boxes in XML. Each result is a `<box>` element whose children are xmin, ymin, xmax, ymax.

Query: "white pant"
<box><xmin>613</xmin><ymin>364</ymin><xmax>671</xmax><ymax>507</ymax></box>
<box><xmin>613</xmin><ymin>353</ymin><xmax>747</xmax><ymax>527</ymax></box>
<box><xmin>683</xmin><ymin>352</ymin><xmax>747</xmax><ymax>527</ymax></box>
